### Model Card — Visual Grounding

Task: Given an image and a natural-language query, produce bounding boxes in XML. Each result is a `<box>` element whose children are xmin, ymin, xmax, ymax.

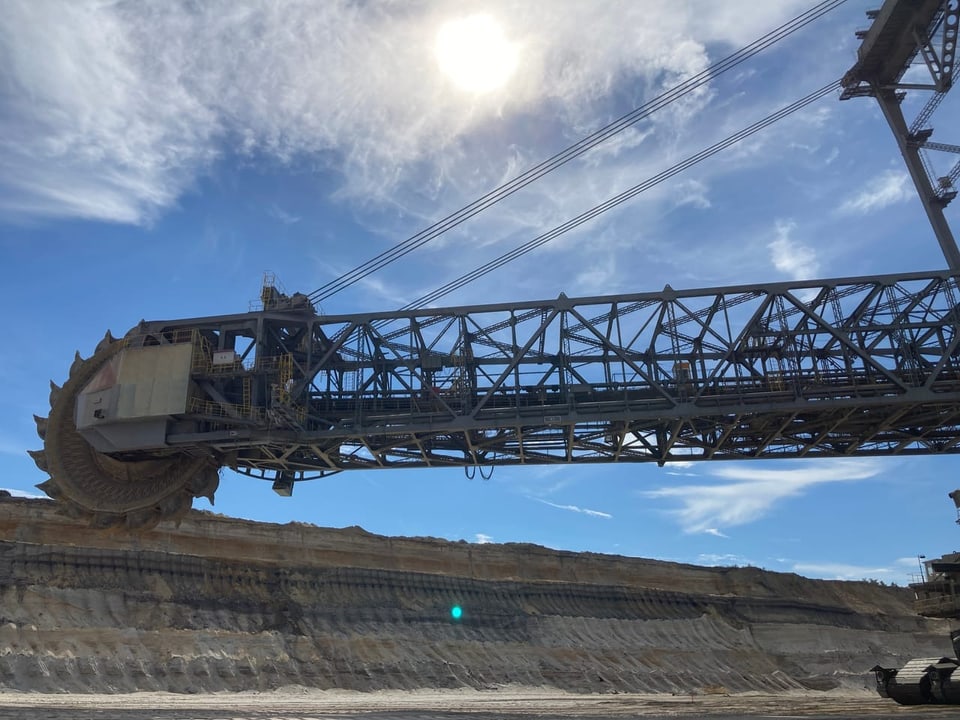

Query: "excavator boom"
<box><xmin>38</xmin><ymin>270</ymin><xmax>960</xmax><ymax>497</ymax></box>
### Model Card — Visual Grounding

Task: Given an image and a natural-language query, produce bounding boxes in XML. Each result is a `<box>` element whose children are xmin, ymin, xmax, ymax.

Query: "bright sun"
<box><xmin>435</xmin><ymin>14</ymin><xmax>518</xmax><ymax>94</ymax></box>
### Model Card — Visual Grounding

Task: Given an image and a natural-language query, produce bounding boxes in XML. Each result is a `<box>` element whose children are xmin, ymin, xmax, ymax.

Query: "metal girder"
<box><xmin>842</xmin><ymin>0</ymin><xmax>960</xmax><ymax>270</ymax></box>
<box><xmin>841</xmin><ymin>0</ymin><xmax>950</xmax><ymax>95</ymax></box>
<box><xmin>123</xmin><ymin>270</ymin><xmax>960</xmax><ymax>481</ymax></box>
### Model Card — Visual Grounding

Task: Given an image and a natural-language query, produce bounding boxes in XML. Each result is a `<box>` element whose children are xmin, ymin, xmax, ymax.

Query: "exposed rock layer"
<box><xmin>0</xmin><ymin>497</ymin><xmax>951</xmax><ymax>694</ymax></box>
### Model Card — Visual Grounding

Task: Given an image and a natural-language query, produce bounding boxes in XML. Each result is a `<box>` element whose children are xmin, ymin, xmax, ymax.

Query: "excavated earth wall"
<box><xmin>0</xmin><ymin>496</ymin><xmax>952</xmax><ymax>695</ymax></box>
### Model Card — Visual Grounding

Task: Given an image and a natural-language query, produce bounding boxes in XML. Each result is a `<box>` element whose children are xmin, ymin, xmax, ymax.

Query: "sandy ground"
<box><xmin>0</xmin><ymin>688</ymin><xmax>957</xmax><ymax>719</ymax></box>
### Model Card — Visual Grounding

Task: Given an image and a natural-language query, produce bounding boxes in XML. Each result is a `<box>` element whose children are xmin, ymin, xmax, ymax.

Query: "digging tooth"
<box><xmin>59</xmin><ymin>503</ymin><xmax>88</xmax><ymax>521</ymax></box>
<box><xmin>162</xmin><ymin>492</ymin><xmax>193</xmax><ymax>521</ymax></box>
<box><xmin>37</xmin><ymin>332</ymin><xmax>216</xmax><ymax>529</ymax></box>
<box><xmin>157</xmin><ymin>493</ymin><xmax>182</xmax><ymax>517</ymax></box>
<box><xmin>27</xmin><ymin>449</ymin><xmax>49</xmax><ymax>472</ymax></box>
<box><xmin>33</xmin><ymin>415</ymin><xmax>48</xmax><ymax>440</ymax></box>
<box><xmin>69</xmin><ymin>351</ymin><xmax>85</xmax><ymax>378</ymax></box>
<box><xmin>190</xmin><ymin>466</ymin><xmax>220</xmax><ymax>504</ymax></box>
<box><xmin>95</xmin><ymin>330</ymin><xmax>116</xmax><ymax>354</ymax></box>
<box><xmin>36</xmin><ymin>478</ymin><xmax>60</xmax><ymax>498</ymax></box>
<box><xmin>90</xmin><ymin>513</ymin><xmax>123</xmax><ymax>530</ymax></box>
<box><xmin>49</xmin><ymin>381</ymin><xmax>62</xmax><ymax>407</ymax></box>
<box><xmin>123</xmin><ymin>508</ymin><xmax>161</xmax><ymax>532</ymax></box>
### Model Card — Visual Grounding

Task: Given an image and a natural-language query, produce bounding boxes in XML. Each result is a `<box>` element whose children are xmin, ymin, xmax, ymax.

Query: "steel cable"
<box><xmin>398</xmin><ymin>80</ymin><xmax>843</xmax><ymax>312</ymax></box>
<box><xmin>309</xmin><ymin>0</ymin><xmax>850</xmax><ymax>304</ymax></box>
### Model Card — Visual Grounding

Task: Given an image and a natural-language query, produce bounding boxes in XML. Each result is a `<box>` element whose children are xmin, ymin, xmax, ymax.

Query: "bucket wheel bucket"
<box><xmin>29</xmin><ymin>331</ymin><xmax>220</xmax><ymax>530</ymax></box>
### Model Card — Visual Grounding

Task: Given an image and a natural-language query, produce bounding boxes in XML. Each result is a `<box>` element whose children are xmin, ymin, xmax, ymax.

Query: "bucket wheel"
<box><xmin>29</xmin><ymin>331</ymin><xmax>220</xmax><ymax>530</ymax></box>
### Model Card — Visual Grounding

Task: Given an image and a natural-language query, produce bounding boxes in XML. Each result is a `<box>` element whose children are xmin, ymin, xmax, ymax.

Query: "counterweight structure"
<box><xmin>28</xmin><ymin>0</ymin><xmax>960</xmax><ymax>528</ymax></box>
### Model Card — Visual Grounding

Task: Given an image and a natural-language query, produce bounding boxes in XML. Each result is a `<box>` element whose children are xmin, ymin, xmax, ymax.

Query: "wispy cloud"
<box><xmin>897</xmin><ymin>556</ymin><xmax>924</xmax><ymax>567</ymax></box>
<box><xmin>510</xmin><ymin>466</ymin><xmax>579</xmax><ymax>498</ymax></box>
<box><xmin>665</xmin><ymin>461</ymin><xmax>700</xmax><ymax>478</ymax></box>
<box><xmin>767</xmin><ymin>219</ymin><xmax>819</xmax><ymax>280</ymax></box>
<box><xmin>698</xmin><ymin>552</ymin><xmax>748</xmax><ymax>566</ymax></box>
<box><xmin>790</xmin><ymin>561</ymin><xmax>893</xmax><ymax>581</ymax></box>
<box><xmin>313</xmin><ymin>259</ymin><xmax>413</xmax><ymax>311</ymax></box>
<box><xmin>838</xmin><ymin>170</ymin><xmax>912</xmax><ymax>215</ymax></box>
<box><xmin>0</xmin><ymin>488</ymin><xmax>46</xmax><ymax>500</ymax></box>
<box><xmin>474</xmin><ymin>533</ymin><xmax>494</xmax><ymax>544</ymax></box>
<box><xmin>0</xmin><ymin>1</ymin><xmax>829</xmax><ymax>229</ymax></box>
<box><xmin>643</xmin><ymin>459</ymin><xmax>882</xmax><ymax>533</ymax></box>
<box><xmin>533</xmin><ymin>497</ymin><xmax>612</xmax><ymax>519</ymax></box>
<box><xmin>268</xmin><ymin>204</ymin><xmax>301</xmax><ymax>225</ymax></box>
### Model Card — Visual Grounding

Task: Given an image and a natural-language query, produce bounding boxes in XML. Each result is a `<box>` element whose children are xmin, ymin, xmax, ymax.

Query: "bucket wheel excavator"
<box><xmin>29</xmin><ymin>0</ymin><xmax>960</xmax><ymax>530</ymax></box>
<box><xmin>31</xmin><ymin>331</ymin><xmax>220</xmax><ymax>529</ymax></box>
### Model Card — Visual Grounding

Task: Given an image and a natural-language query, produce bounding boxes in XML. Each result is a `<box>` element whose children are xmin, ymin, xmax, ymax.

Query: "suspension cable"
<box><xmin>398</xmin><ymin>80</ymin><xmax>843</xmax><ymax>312</ymax></box>
<box><xmin>309</xmin><ymin>0</ymin><xmax>850</xmax><ymax>304</ymax></box>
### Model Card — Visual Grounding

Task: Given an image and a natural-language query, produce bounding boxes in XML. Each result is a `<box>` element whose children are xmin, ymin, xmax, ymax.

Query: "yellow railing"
<box><xmin>190</xmin><ymin>331</ymin><xmax>212</xmax><ymax>373</ymax></box>
<box><xmin>279</xmin><ymin>353</ymin><xmax>293</xmax><ymax>403</ymax></box>
<box><xmin>188</xmin><ymin>397</ymin><xmax>263</xmax><ymax>422</ymax></box>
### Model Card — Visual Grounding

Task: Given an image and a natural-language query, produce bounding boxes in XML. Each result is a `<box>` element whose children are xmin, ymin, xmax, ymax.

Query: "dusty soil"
<box><xmin>1</xmin><ymin>688</ymin><xmax>959</xmax><ymax>719</ymax></box>
<box><xmin>0</xmin><ymin>496</ymin><xmax>952</xmax><ymax>705</ymax></box>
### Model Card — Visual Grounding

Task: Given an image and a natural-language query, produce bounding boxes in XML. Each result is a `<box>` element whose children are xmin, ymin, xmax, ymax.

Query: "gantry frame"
<box><xmin>842</xmin><ymin>0</ymin><xmax>960</xmax><ymax>268</ymax></box>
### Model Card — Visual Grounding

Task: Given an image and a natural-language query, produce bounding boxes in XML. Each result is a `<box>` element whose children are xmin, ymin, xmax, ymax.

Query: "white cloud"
<box><xmin>671</xmin><ymin>179</ymin><xmax>712</xmax><ymax>210</ymax></box>
<box><xmin>790</xmin><ymin>561</ymin><xmax>893</xmax><ymax>581</ymax></box>
<box><xmin>838</xmin><ymin>170</ymin><xmax>912</xmax><ymax>215</ymax></box>
<box><xmin>643</xmin><ymin>459</ymin><xmax>882</xmax><ymax>533</ymax></box>
<box><xmin>896</xmin><ymin>556</ymin><xmax>924</xmax><ymax>567</ymax></box>
<box><xmin>697</xmin><ymin>552</ymin><xmax>748</xmax><ymax>566</ymax></box>
<box><xmin>691</xmin><ymin>2</ymin><xmax>817</xmax><ymax>47</ymax></box>
<box><xmin>512</xmin><ymin>466</ymin><xmax>578</xmax><ymax>498</ymax></box>
<box><xmin>703</xmin><ymin>528</ymin><xmax>728</xmax><ymax>538</ymax></box>
<box><xmin>474</xmin><ymin>533</ymin><xmax>494</xmax><ymax>544</ymax></box>
<box><xmin>767</xmin><ymin>219</ymin><xmax>819</xmax><ymax>280</ymax></box>
<box><xmin>573</xmin><ymin>253</ymin><xmax>619</xmax><ymax>295</ymax></box>
<box><xmin>0</xmin><ymin>1</ymin><xmax>824</xmax><ymax>226</ymax></box>
<box><xmin>578</xmin><ymin>126</ymin><xmax>656</xmax><ymax>167</ymax></box>
<box><xmin>311</xmin><ymin>259</ymin><xmax>413</xmax><ymax>311</ymax></box>
<box><xmin>533</xmin><ymin>497</ymin><xmax>612</xmax><ymax>519</ymax></box>
<box><xmin>0</xmin><ymin>1</ymin><xmax>218</xmax><ymax>224</ymax></box>
<box><xmin>896</xmin><ymin>556</ymin><xmax>928</xmax><ymax>580</ymax></box>
<box><xmin>268</xmin><ymin>204</ymin><xmax>301</xmax><ymax>225</ymax></box>
<box><xmin>0</xmin><ymin>488</ymin><xmax>46</xmax><ymax>499</ymax></box>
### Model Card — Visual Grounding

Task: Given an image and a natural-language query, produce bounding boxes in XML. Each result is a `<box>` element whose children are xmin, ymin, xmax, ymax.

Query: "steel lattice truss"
<box><xmin>146</xmin><ymin>270</ymin><xmax>960</xmax><ymax>478</ymax></box>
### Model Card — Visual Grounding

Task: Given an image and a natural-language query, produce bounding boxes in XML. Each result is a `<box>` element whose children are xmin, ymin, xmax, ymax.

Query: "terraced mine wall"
<box><xmin>0</xmin><ymin>496</ymin><xmax>952</xmax><ymax>694</ymax></box>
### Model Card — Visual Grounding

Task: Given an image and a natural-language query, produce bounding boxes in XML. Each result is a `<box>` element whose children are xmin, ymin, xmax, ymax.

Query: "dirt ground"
<box><xmin>2</xmin><ymin>499</ymin><xmax>956</xmax><ymax>716</ymax></box>
<box><xmin>0</xmin><ymin>688</ymin><xmax>957</xmax><ymax>719</ymax></box>
<box><xmin>1</xmin><ymin>498</ymin><xmax>952</xmax><ymax>698</ymax></box>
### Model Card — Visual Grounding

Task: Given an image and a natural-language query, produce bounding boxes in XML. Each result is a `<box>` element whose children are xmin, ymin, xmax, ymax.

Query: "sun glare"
<box><xmin>435</xmin><ymin>14</ymin><xmax>518</xmax><ymax>94</ymax></box>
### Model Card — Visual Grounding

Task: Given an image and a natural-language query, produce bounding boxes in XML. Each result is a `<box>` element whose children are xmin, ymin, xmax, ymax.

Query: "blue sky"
<box><xmin>2</xmin><ymin>0</ymin><xmax>959</xmax><ymax>585</ymax></box>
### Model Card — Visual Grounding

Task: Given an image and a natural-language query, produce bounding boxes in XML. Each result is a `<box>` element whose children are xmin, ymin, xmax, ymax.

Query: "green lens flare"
<box><xmin>451</xmin><ymin>605</ymin><xmax>463</xmax><ymax>620</ymax></box>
